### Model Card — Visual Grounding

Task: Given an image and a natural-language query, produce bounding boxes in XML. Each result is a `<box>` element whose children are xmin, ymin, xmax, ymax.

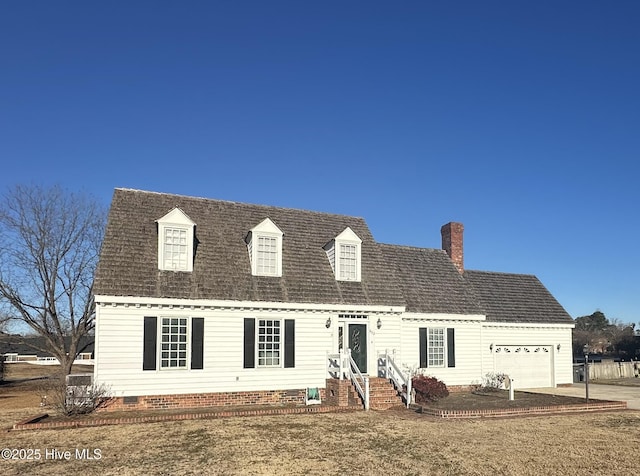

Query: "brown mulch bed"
<box><xmin>17</xmin><ymin>390</ymin><xmax>618</xmax><ymax>429</ymax></box>
<box><xmin>422</xmin><ymin>390</ymin><xmax>591</xmax><ymax>410</ymax></box>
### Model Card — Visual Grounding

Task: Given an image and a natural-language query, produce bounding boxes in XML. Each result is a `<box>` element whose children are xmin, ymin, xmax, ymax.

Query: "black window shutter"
<box><xmin>284</xmin><ymin>319</ymin><xmax>295</xmax><ymax>368</ymax></box>
<box><xmin>419</xmin><ymin>328</ymin><xmax>427</xmax><ymax>368</ymax></box>
<box><xmin>191</xmin><ymin>318</ymin><xmax>204</xmax><ymax>370</ymax></box>
<box><xmin>143</xmin><ymin>317</ymin><xmax>157</xmax><ymax>371</ymax></box>
<box><xmin>447</xmin><ymin>328</ymin><xmax>456</xmax><ymax>368</ymax></box>
<box><xmin>243</xmin><ymin>318</ymin><xmax>255</xmax><ymax>369</ymax></box>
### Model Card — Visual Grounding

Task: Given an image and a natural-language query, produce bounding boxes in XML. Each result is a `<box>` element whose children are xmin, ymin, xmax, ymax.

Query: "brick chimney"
<box><xmin>441</xmin><ymin>222</ymin><xmax>464</xmax><ymax>274</ymax></box>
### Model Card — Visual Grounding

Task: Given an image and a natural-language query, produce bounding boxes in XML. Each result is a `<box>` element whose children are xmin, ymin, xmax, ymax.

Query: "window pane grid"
<box><xmin>258</xmin><ymin>319</ymin><xmax>280</xmax><ymax>366</ymax></box>
<box><xmin>428</xmin><ymin>328</ymin><xmax>445</xmax><ymax>367</ymax></box>
<box><xmin>164</xmin><ymin>228</ymin><xmax>188</xmax><ymax>271</ymax></box>
<box><xmin>339</xmin><ymin>244</ymin><xmax>357</xmax><ymax>280</ymax></box>
<box><xmin>161</xmin><ymin>318</ymin><xmax>188</xmax><ymax>368</ymax></box>
<box><xmin>256</xmin><ymin>236</ymin><xmax>277</xmax><ymax>275</ymax></box>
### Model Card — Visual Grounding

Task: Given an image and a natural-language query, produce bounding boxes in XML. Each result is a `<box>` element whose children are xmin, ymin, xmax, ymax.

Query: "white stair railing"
<box><xmin>381</xmin><ymin>350</ymin><xmax>412</xmax><ymax>408</ymax></box>
<box><xmin>346</xmin><ymin>349</ymin><xmax>369</xmax><ymax>410</ymax></box>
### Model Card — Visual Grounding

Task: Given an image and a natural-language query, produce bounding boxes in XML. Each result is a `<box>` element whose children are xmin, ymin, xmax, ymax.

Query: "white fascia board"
<box><xmin>156</xmin><ymin>207</ymin><xmax>196</xmax><ymax>226</ymax></box>
<box><xmin>482</xmin><ymin>321</ymin><xmax>575</xmax><ymax>329</ymax></box>
<box><xmin>402</xmin><ymin>312</ymin><xmax>486</xmax><ymax>322</ymax></box>
<box><xmin>94</xmin><ymin>295</ymin><xmax>406</xmax><ymax>314</ymax></box>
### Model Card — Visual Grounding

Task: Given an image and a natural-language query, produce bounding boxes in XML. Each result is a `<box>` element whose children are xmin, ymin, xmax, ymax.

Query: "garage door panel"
<box><xmin>493</xmin><ymin>345</ymin><xmax>552</xmax><ymax>388</ymax></box>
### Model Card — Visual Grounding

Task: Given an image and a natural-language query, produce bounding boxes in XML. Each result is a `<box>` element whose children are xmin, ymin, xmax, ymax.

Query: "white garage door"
<box><xmin>493</xmin><ymin>345</ymin><xmax>553</xmax><ymax>388</ymax></box>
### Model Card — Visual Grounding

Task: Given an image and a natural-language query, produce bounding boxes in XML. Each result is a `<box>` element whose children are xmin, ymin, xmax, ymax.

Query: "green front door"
<box><xmin>348</xmin><ymin>323</ymin><xmax>367</xmax><ymax>373</ymax></box>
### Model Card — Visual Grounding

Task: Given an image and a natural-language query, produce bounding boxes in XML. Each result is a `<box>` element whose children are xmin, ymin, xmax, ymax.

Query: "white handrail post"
<box><xmin>364</xmin><ymin>375</ymin><xmax>370</xmax><ymax>411</ymax></box>
<box><xmin>339</xmin><ymin>349</ymin><xmax>344</xmax><ymax>380</ymax></box>
<box><xmin>326</xmin><ymin>350</ymin><xmax>328</xmax><ymax>377</ymax></box>
<box><xmin>385</xmin><ymin>350</ymin><xmax>389</xmax><ymax>379</ymax></box>
<box><xmin>384</xmin><ymin>349</ymin><xmax>389</xmax><ymax>379</ymax></box>
<box><xmin>406</xmin><ymin>374</ymin><xmax>412</xmax><ymax>408</ymax></box>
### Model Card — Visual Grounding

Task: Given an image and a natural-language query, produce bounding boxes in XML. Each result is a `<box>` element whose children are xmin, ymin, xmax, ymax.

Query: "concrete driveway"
<box><xmin>521</xmin><ymin>383</ymin><xmax>640</xmax><ymax>410</ymax></box>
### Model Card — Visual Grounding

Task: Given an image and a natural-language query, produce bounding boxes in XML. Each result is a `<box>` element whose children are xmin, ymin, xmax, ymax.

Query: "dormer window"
<box><xmin>156</xmin><ymin>208</ymin><xmax>196</xmax><ymax>272</ymax></box>
<box><xmin>324</xmin><ymin>227</ymin><xmax>362</xmax><ymax>282</ymax></box>
<box><xmin>247</xmin><ymin>218</ymin><xmax>283</xmax><ymax>277</ymax></box>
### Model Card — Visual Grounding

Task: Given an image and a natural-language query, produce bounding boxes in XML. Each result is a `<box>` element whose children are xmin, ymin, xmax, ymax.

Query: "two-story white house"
<box><xmin>93</xmin><ymin>189</ymin><xmax>574</xmax><ymax>411</ymax></box>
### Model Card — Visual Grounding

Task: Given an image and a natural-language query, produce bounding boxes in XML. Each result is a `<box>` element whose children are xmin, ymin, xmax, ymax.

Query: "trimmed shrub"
<box><xmin>480</xmin><ymin>372</ymin><xmax>508</xmax><ymax>392</ymax></box>
<box><xmin>411</xmin><ymin>375</ymin><xmax>449</xmax><ymax>403</ymax></box>
<box><xmin>0</xmin><ymin>358</ymin><xmax>4</xmax><ymax>382</ymax></box>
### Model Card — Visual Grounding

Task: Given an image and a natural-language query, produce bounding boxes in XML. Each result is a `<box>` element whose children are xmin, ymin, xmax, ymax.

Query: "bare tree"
<box><xmin>0</xmin><ymin>184</ymin><xmax>106</xmax><ymax>375</ymax></box>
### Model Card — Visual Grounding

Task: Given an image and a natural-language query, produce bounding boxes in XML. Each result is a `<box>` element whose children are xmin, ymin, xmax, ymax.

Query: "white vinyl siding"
<box><xmin>258</xmin><ymin>319</ymin><xmax>281</xmax><ymax>366</ymax></box>
<box><xmin>401</xmin><ymin>314</ymin><xmax>484</xmax><ymax>386</ymax></box>
<box><xmin>94</xmin><ymin>302</ymin><xmax>339</xmax><ymax>397</ymax></box>
<box><xmin>428</xmin><ymin>328</ymin><xmax>445</xmax><ymax>367</ymax></box>
<box><xmin>160</xmin><ymin>318</ymin><xmax>188</xmax><ymax>368</ymax></box>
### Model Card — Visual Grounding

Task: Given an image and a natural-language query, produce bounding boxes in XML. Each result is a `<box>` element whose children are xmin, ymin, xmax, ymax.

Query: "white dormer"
<box><xmin>246</xmin><ymin>218</ymin><xmax>283</xmax><ymax>277</ymax></box>
<box><xmin>156</xmin><ymin>208</ymin><xmax>196</xmax><ymax>272</ymax></box>
<box><xmin>324</xmin><ymin>227</ymin><xmax>362</xmax><ymax>282</ymax></box>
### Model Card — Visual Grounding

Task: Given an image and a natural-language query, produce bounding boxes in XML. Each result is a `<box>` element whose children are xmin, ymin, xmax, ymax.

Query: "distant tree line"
<box><xmin>573</xmin><ymin>310</ymin><xmax>639</xmax><ymax>360</ymax></box>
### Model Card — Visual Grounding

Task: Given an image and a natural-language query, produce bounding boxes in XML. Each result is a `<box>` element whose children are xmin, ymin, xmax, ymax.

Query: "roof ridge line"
<box><xmin>114</xmin><ymin>188</ymin><xmax>367</xmax><ymax>221</ymax></box>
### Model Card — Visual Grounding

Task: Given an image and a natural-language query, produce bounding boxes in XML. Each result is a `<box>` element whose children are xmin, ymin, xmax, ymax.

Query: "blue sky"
<box><xmin>1</xmin><ymin>2</ymin><xmax>639</xmax><ymax>325</ymax></box>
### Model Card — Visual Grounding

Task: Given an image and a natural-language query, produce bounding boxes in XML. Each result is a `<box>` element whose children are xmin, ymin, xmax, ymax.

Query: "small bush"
<box><xmin>411</xmin><ymin>375</ymin><xmax>449</xmax><ymax>403</ymax></box>
<box><xmin>0</xmin><ymin>358</ymin><xmax>4</xmax><ymax>382</ymax></box>
<box><xmin>61</xmin><ymin>382</ymin><xmax>111</xmax><ymax>415</ymax></box>
<box><xmin>481</xmin><ymin>372</ymin><xmax>508</xmax><ymax>392</ymax></box>
<box><xmin>38</xmin><ymin>373</ymin><xmax>111</xmax><ymax>416</ymax></box>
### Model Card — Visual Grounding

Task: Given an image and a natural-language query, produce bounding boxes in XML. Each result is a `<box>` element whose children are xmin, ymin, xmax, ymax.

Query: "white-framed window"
<box><xmin>339</xmin><ymin>243</ymin><xmax>358</xmax><ymax>280</ymax></box>
<box><xmin>257</xmin><ymin>236</ymin><xmax>278</xmax><ymax>275</ymax></box>
<box><xmin>428</xmin><ymin>328</ymin><xmax>445</xmax><ymax>367</ymax></box>
<box><xmin>160</xmin><ymin>317</ymin><xmax>188</xmax><ymax>369</ymax></box>
<box><xmin>325</xmin><ymin>227</ymin><xmax>362</xmax><ymax>282</ymax></box>
<box><xmin>247</xmin><ymin>218</ymin><xmax>283</xmax><ymax>277</ymax></box>
<box><xmin>156</xmin><ymin>208</ymin><xmax>196</xmax><ymax>272</ymax></box>
<box><xmin>163</xmin><ymin>227</ymin><xmax>188</xmax><ymax>271</ymax></box>
<box><xmin>257</xmin><ymin>319</ymin><xmax>281</xmax><ymax>367</ymax></box>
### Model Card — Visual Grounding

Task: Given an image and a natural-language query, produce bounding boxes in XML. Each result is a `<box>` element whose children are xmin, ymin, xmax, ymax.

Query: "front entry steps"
<box><xmin>367</xmin><ymin>377</ymin><xmax>406</xmax><ymax>410</ymax></box>
<box><xmin>325</xmin><ymin>377</ymin><xmax>406</xmax><ymax>410</ymax></box>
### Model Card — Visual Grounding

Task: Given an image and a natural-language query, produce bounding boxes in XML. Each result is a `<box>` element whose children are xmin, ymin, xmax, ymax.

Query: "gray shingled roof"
<box><xmin>94</xmin><ymin>189</ymin><xmax>405</xmax><ymax>306</ymax></box>
<box><xmin>379</xmin><ymin>244</ymin><xmax>483</xmax><ymax>315</ymax></box>
<box><xmin>95</xmin><ymin>189</ymin><xmax>573</xmax><ymax>324</ymax></box>
<box><xmin>464</xmin><ymin>270</ymin><xmax>573</xmax><ymax>324</ymax></box>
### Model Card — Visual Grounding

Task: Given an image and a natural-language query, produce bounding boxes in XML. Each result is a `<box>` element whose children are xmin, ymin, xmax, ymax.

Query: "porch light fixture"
<box><xmin>377</xmin><ymin>318</ymin><xmax>382</xmax><ymax>329</ymax></box>
<box><xmin>557</xmin><ymin>344</ymin><xmax>561</xmax><ymax>351</ymax></box>
<box><xmin>489</xmin><ymin>343</ymin><xmax>494</xmax><ymax>351</ymax></box>
<box><xmin>325</xmin><ymin>318</ymin><xmax>332</xmax><ymax>329</ymax></box>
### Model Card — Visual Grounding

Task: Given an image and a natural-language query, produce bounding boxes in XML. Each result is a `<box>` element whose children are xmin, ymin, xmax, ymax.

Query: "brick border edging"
<box><xmin>11</xmin><ymin>405</ymin><xmax>360</xmax><ymax>431</ymax></box>
<box><xmin>418</xmin><ymin>400</ymin><xmax>628</xmax><ymax>419</ymax></box>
